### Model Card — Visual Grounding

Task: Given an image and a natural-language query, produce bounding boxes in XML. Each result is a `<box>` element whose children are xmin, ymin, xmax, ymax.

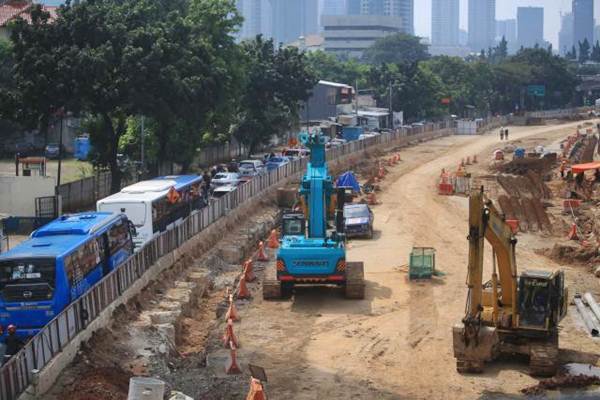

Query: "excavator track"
<box><xmin>345</xmin><ymin>262</ymin><xmax>365</xmax><ymax>299</ymax></box>
<box><xmin>529</xmin><ymin>335</ymin><xmax>559</xmax><ymax>377</ymax></box>
<box><xmin>262</xmin><ymin>264</ymin><xmax>282</xmax><ymax>300</ymax></box>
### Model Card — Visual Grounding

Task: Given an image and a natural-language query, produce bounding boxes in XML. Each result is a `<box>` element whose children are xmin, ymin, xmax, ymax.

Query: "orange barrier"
<box><xmin>438</xmin><ymin>183</ymin><xmax>453</xmax><ymax>195</ymax></box>
<box><xmin>256</xmin><ymin>241</ymin><xmax>269</xmax><ymax>262</ymax></box>
<box><xmin>225</xmin><ymin>341</ymin><xmax>242</xmax><ymax>374</ymax></box>
<box><xmin>222</xmin><ymin>318</ymin><xmax>238</xmax><ymax>348</ymax></box>
<box><xmin>267</xmin><ymin>229</ymin><xmax>279</xmax><ymax>249</ymax></box>
<box><xmin>246</xmin><ymin>378</ymin><xmax>267</xmax><ymax>400</ymax></box>
<box><xmin>567</xmin><ymin>223</ymin><xmax>579</xmax><ymax>241</ymax></box>
<box><xmin>237</xmin><ymin>274</ymin><xmax>251</xmax><ymax>299</ymax></box>
<box><xmin>225</xmin><ymin>294</ymin><xmax>239</xmax><ymax>321</ymax></box>
<box><xmin>367</xmin><ymin>192</ymin><xmax>378</xmax><ymax>205</ymax></box>
<box><xmin>506</xmin><ymin>219</ymin><xmax>519</xmax><ymax>234</ymax></box>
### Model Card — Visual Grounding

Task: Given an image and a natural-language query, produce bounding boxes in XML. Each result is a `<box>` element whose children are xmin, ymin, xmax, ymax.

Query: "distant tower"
<box><xmin>236</xmin><ymin>0</ymin><xmax>272</xmax><ymax>39</ymax></box>
<box><xmin>271</xmin><ymin>0</ymin><xmax>319</xmax><ymax>45</ymax></box>
<box><xmin>468</xmin><ymin>0</ymin><xmax>496</xmax><ymax>52</ymax></box>
<box><xmin>323</xmin><ymin>0</ymin><xmax>346</xmax><ymax>16</ymax></box>
<box><xmin>346</xmin><ymin>0</ymin><xmax>413</xmax><ymax>34</ymax></box>
<box><xmin>431</xmin><ymin>0</ymin><xmax>459</xmax><ymax>46</ymax></box>
<box><xmin>517</xmin><ymin>7</ymin><xmax>544</xmax><ymax>49</ymax></box>
<box><xmin>573</xmin><ymin>0</ymin><xmax>594</xmax><ymax>47</ymax></box>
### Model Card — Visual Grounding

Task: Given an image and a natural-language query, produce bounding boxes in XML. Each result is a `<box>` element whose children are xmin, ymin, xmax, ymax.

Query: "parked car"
<box><xmin>212</xmin><ymin>184</ymin><xmax>237</xmax><ymax>199</ymax></box>
<box><xmin>238</xmin><ymin>159</ymin><xmax>265</xmax><ymax>179</ymax></box>
<box><xmin>265</xmin><ymin>156</ymin><xmax>290</xmax><ymax>171</ymax></box>
<box><xmin>344</xmin><ymin>203</ymin><xmax>374</xmax><ymax>239</ymax></box>
<box><xmin>283</xmin><ymin>148</ymin><xmax>310</xmax><ymax>160</ymax></box>
<box><xmin>211</xmin><ymin>172</ymin><xmax>241</xmax><ymax>188</ymax></box>
<box><xmin>44</xmin><ymin>143</ymin><xmax>62</xmax><ymax>159</ymax></box>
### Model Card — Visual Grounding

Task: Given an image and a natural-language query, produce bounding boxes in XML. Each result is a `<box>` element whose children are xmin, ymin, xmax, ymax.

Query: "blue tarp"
<box><xmin>514</xmin><ymin>147</ymin><xmax>526</xmax><ymax>158</ymax></box>
<box><xmin>336</xmin><ymin>171</ymin><xmax>361</xmax><ymax>193</ymax></box>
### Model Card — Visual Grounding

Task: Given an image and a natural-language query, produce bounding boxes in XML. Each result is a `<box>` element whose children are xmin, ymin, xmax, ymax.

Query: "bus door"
<box><xmin>97</xmin><ymin>233</ymin><xmax>111</xmax><ymax>276</ymax></box>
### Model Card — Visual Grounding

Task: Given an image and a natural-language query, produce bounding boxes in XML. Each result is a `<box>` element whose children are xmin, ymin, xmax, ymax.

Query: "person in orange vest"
<box><xmin>560</xmin><ymin>161</ymin><xmax>567</xmax><ymax>179</ymax></box>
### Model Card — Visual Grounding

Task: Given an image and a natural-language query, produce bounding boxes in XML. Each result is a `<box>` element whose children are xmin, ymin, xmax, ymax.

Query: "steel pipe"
<box><xmin>574</xmin><ymin>295</ymin><xmax>599</xmax><ymax>336</ymax></box>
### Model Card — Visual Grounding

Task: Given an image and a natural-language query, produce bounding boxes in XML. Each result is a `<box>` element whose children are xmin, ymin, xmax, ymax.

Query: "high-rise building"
<box><xmin>236</xmin><ymin>0</ymin><xmax>272</xmax><ymax>40</ymax></box>
<box><xmin>271</xmin><ymin>0</ymin><xmax>319</xmax><ymax>45</ymax></box>
<box><xmin>346</xmin><ymin>0</ymin><xmax>413</xmax><ymax>34</ymax></box>
<box><xmin>573</xmin><ymin>0</ymin><xmax>594</xmax><ymax>47</ymax></box>
<box><xmin>468</xmin><ymin>0</ymin><xmax>496</xmax><ymax>52</ymax></box>
<box><xmin>431</xmin><ymin>0</ymin><xmax>459</xmax><ymax>46</ymax></box>
<box><xmin>559</xmin><ymin>12</ymin><xmax>574</xmax><ymax>55</ymax></box>
<box><xmin>517</xmin><ymin>7</ymin><xmax>544</xmax><ymax>49</ymax></box>
<box><xmin>323</xmin><ymin>0</ymin><xmax>346</xmax><ymax>16</ymax></box>
<box><xmin>496</xmin><ymin>19</ymin><xmax>516</xmax><ymax>43</ymax></box>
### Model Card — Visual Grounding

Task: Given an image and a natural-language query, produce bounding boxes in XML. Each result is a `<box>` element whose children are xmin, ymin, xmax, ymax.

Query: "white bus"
<box><xmin>97</xmin><ymin>175</ymin><xmax>204</xmax><ymax>249</ymax></box>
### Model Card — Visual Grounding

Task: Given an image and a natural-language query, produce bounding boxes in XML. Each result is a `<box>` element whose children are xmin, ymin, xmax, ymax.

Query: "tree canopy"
<box><xmin>362</xmin><ymin>33</ymin><xmax>429</xmax><ymax>65</ymax></box>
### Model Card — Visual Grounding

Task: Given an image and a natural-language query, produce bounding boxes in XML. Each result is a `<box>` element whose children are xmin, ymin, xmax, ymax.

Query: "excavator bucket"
<box><xmin>452</xmin><ymin>324</ymin><xmax>499</xmax><ymax>373</ymax></box>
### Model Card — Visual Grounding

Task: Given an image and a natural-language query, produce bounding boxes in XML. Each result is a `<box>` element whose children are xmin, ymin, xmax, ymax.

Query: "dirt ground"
<box><xmin>0</xmin><ymin>158</ymin><xmax>93</xmax><ymax>183</ymax></box>
<box><xmin>48</xmin><ymin>120</ymin><xmax>600</xmax><ymax>400</ymax></box>
<box><xmin>201</xmin><ymin>121</ymin><xmax>600</xmax><ymax>400</ymax></box>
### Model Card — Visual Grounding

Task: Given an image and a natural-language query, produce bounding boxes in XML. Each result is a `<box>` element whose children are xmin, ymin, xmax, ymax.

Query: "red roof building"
<box><xmin>0</xmin><ymin>0</ymin><xmax>57</xmax><ymax>38</ymax></box>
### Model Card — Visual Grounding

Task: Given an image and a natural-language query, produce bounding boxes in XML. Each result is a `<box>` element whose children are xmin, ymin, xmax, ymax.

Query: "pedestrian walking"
<box><xmin>500</xmin><ymin>128</ymin><xmax>504</xmax><ymax>141</ymax></box>
<box><xmin>3</xmin><ymin>325</ymin><xmax>23</xmax><ymax>364</ymax></box>
<box><xmin>505</xmin><ymin>128</ymin><xmax>509</xmax><ymax>140</ymax></box>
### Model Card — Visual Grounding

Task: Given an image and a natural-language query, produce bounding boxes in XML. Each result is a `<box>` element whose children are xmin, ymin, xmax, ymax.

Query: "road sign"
<box><xmin>527</xmin><ymin>85</ymin><xmax>545</xmax><ymax>97</ymax></box>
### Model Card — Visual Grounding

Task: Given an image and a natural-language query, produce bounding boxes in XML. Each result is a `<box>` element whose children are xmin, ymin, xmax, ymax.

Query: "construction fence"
<box><xmin>0</xmin><ymin>119</ymin><xmax>468</xmax><ymax>400</ymax></box>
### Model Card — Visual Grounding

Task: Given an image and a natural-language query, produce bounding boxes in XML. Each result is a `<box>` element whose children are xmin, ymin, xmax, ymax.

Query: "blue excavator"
<box><xmin>263</xmin><ymin>131</ymin><xmax>365</xmax><ymax>299</ymax></box>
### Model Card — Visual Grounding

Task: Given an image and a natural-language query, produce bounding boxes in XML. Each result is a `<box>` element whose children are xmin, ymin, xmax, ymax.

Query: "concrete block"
<box><xmin>155</xmin><ymin>323</ymin><xmax>176</xmax><ymax>343</ymax></box>
<box><xmin>149</xmin><ymin>310</ymin><xmax>182</xmax><ymax>325</ymax></box>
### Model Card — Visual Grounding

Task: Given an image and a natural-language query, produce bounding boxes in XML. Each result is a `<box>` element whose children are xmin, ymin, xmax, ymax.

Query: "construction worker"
<box><xmin>505</xmin><ymin>128</ymin><xmax>509</xmax><ymax>140</ymax></box>
<box><xmin>4</xmin><ymin>325</ymin><xmax>23</xmax><ymax>362</ymax></box>
<box><xmin>560</xmin><ymin>161</ymin><xmax>567</xmax><ymax>179</ymax></box>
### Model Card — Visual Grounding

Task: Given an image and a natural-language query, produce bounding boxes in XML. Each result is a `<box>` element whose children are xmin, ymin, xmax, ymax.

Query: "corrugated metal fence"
<box><xmin>0</xmin><ymin>121</ymin><xmax>464</xmax><ymax>400</ymax></box>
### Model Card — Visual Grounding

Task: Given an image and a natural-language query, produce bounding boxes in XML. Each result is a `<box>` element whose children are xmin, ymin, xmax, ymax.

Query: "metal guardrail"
<box><xmin>0</xmin><ymin>121</ymin><xmax>458</xmax><ymax>400</ymax></box>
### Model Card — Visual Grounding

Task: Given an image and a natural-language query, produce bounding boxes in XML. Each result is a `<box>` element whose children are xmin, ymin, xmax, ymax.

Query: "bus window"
<box><xmin>65</xmin><ymin>240</ymin><xmax>101</xmax><ymax>287</ymax></box>
<box><xmin>108</xmin><ymin>221</ymin><xmax>132</xmax><ymax>255</ymax></box>
<box><xmin>0</xmin><ymin>259</ymin><xmax>55</xmax><ymax>301</ymax></box>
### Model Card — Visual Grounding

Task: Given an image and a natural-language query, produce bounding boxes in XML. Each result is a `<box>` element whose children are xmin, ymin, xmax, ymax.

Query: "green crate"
<box><xmin>409</xmin><ymin>247</ymin><xmax>436</xmax><ymax>280</ymax></box>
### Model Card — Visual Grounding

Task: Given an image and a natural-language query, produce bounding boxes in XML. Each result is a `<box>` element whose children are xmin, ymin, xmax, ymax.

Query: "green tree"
<box><xmin>363</xmin><ymin>33</ymin><xmax>429</xmax><ymax>65</ymax></box>
<box><xmin>233</xmin><ymin>36</ymin><xmax>316</xmax><ymax>154</ymax></box>
<box><xmin>579</xmin><ymin>39</ymin><xmax>591</xmax><ymax>63</ymax></box>
<box><xmin>305</xmin><ymin>50</ymin><xmax>370</xmax><ymax>88</ymax></box>
<box><xmin>591</xmin><ymin>41</ymin><xmax>600</xmax><ymax>62</ymax></box>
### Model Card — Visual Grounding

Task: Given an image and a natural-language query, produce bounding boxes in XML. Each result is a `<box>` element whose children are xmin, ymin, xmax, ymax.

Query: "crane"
<box><xmin>263</xmin><ymin>131</ymin><xmax>365</xmax><ymax>299</ymax></box>
<box><xmin>453</xmin><ymin>188</ymin><xmax>568</xmax><ymax>376</ymax></box>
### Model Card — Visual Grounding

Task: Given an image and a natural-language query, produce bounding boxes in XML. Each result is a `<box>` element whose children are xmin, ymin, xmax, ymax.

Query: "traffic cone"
<box><xmin>396</xmin><ymin>153</ymin><xmax>402</xmax><ymax>161</ymax></box>
<box><xmin>267</xmin><ymin>230</ymin><xmax>279</xmax><ymax>249</ymax></box>
<box><xmin>225</xmin><ymin>341</ymin><xmax>242</xmax><ymax>374</ymax></box>
<box><xmin>378</xmin><ymin>166</ymin><xmax>385</xmax><ymax>179</ymax></box>
<box><xmin>466</xmin><ymin>156</ymin><xmax>471</xmax><ymax>165</ymax></box>
<box><xmin>246</xmin><ymin>378</ymin><xmax>267</xmax><ymax>400</ymax></box>
<box><xmin>256</xmin><ymin>241</ymin><xmax>269</xmax><ymax>262</ymax></box>
<box><xmin>243</xmin><ymin>259</ymin><xmax>256</xmax><ymax>282</ymax></box>
<box><xmin>222</xmin><ymin>318</ymin><xmax>238</xmax><ymax>348</ymax></box>
<box><xmin>567</xmin><ymin>223</ymin><xmax>579</xmax><ymax>240</ymax></box>
<box><xmin>237</xmin><ymin>274</ymin><xmax>251</xmax><ymax>299</ymax></box>
<box><xmin>473</xmin><ymin>155</ymin><xmax>478</xmax><ymax>164</ymax></box>
<box><xmin>225</xmin><ymin>296</ymin><xmax>239</xmax><ymax>322</ymax></box>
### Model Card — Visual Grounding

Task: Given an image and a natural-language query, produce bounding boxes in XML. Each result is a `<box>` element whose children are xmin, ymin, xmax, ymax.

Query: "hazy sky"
<box><xmin>415</xmin><ymin>0</ymin><xmax>591</xmax><ymax>47</ymax></box>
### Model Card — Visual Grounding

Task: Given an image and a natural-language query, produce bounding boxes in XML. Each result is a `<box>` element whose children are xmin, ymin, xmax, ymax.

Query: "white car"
<box><xmin>212</xmin><ymin>184</ymin><xmax>237</xmax><ymax>199</ymax></box>
<box><xmin>238</xmin><ymin>160</ymin><xmax>265</xmax><ymax>178</ymax></box>
<box><xmin>211</xmin><ymin>172</ymin><xmax>241</xmax><ymax>188</ymax></box>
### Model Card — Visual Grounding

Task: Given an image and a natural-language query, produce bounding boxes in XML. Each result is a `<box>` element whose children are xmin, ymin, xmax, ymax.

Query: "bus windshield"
<box><xmin>0</xmin><ymin>258</ymin><xmax>56</xmax><ymax>290</ymax></box>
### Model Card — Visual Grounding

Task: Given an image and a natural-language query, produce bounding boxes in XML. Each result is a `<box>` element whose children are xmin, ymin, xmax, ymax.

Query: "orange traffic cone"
<box><xmin>267</xmin><ymin>230</ymin><xmax>279</xmax><ymax>249</ymax></box>
<box><xmin>225</xmin><ymin>297</ymin><xmax>239</xmax><ymax>321</ymax></box>
<box><xmin>567</xmin><ymin>223</ymin><xmax>579</xmax><ymax>240</ymax></box>
<box><xmin>225</xmin><ymin>341</ymin><xmax>242</xmax><ymax>374</ymax></box>
<box><xmin>244</xmin><ymin>259</ymin><xmax>256</xmax><ymax>282</ymax></box>
<box><xmin>396</xmin><ymin>153</ymin><xmax>402</xmax><ymax>161</ymax></box>
<box><xmin>246</xmin><ymin>378</ymin><xmax>267</xmax><ymax>400</ymax></box>
<box><xmin>237</xmin><ymin>274</ymin><xmax>251</xmax><ymax>299</ymax></box>
<box><xmin>378</xmin><ymin>166</ymin><xmax>385</xmax><ymax>179</ymax></box>
<box><xmin>256</xmin><ymin>241</ymin><xmax>269</xmax><ymax>262</ymax></box>
<box><xmin>222</xmin><ymin>318</ymin><xmax>238</xmax><ymax>348</ymax></box>
<box><xmin>473</xmin><ymin>155</ymin><xmax>478</xmax><ymax>164</ymax></box>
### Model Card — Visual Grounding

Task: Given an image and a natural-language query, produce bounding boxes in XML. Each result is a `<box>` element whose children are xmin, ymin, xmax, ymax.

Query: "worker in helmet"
<box><xmin>4</xmin><ymin>325</ymin><xmax>23</xmax><ymax>359</ymax></box>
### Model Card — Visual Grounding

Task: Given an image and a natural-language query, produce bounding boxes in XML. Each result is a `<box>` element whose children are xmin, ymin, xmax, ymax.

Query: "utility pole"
<box><xmin>56</xmin><ymin>112</ymin><xmax>64</xmax><ymax>193</ymax></box>
<box><xmin>389</xmin><ymin>81</ymin><xmax>393</xmax><ymax>129</ymax></box>
<box><xmin>140</xmin><ymin>116</ymin><xmax>145</xmax><ymax>179</ymax></box>
<box><xmin>355</xmin><ymin>79</ymin><xmax>359</xmax><ymax>120</ymax></box>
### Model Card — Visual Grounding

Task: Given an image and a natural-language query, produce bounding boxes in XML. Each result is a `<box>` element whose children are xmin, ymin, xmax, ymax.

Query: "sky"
<box><xmin>414</xmin><ymin>0</ymin><xmax>590</xmax><ymax>48</ymax></box>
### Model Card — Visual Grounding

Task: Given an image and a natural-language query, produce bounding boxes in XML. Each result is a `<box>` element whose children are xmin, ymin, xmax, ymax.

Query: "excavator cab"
<box><xmin>518</xmin><ymin>270</ymin><xmax>568</xmax><ymax>331</ymax></box>
<box><xmin>282</xmin><ymin>212</ymin><xmax>306</xmax><ymax>237</ymax></box>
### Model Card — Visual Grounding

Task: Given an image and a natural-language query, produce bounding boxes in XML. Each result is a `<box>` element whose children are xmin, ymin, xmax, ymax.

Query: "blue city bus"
<box><xmin>0</xmin><ymin>212</ymin><xmax>134</xmax><ymax>340</ymax></box>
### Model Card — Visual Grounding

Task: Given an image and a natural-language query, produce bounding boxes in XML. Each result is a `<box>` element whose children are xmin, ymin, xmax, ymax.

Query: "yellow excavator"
<box><xmin>453</xmin><ymin>188</ymin><xmax>568</xmax><ymax>376</ymax></box>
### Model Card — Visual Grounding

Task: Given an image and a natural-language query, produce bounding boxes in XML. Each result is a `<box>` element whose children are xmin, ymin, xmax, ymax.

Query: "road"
<box><xmin>220</xmin><ymin>120</ymin><xmax>600</xmax><ymax>400</ymax></box>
